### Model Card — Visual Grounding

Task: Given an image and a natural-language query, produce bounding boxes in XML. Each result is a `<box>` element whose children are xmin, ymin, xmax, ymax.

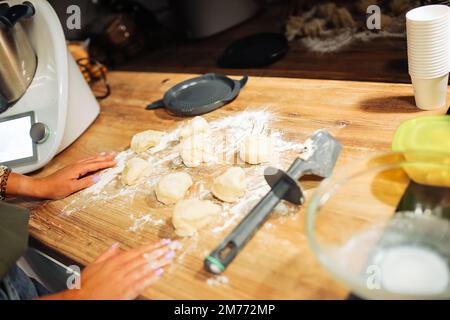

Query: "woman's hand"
<box><xmin>34</xmin><ymin>153</ymin><xmax>117</xmax><ymax>199</ymax></box>
<box><xmin>6</xmin><ymin>153</ymin><xmax>117</xmax><ymax>200</ymax></box>
<box><xmin>42</xmin><ymin>240</ymin><xmax>177</xmax><ymax>300</ymax></box>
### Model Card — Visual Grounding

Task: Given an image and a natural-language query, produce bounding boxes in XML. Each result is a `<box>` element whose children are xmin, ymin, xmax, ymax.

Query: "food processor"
<box><xmin>0</xmin><ymin>0</ymin><xmax>100</xmax><ymax>173</ymax></box>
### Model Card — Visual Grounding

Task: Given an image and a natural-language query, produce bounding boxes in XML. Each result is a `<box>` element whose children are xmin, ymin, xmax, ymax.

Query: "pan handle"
<box><xmin>146</xmin><ymin>99</ymin><xmax>165</xmax><ymax>110</ymax></box>
<box><xmin>224</xmin><ymin>75</ymin><xmax>249</xmax><ymax>102</ymax></box>
<box><xmin>238</xmin><ymin>75</ymin><xmax>248</xmax><ymax>89</ymax></box>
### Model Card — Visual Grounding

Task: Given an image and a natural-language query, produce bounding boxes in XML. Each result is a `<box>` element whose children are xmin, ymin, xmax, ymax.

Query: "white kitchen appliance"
<box><xmin>0</xmin><ymin>0</ymin><xmax>100</xmax><ymax>173</ymax></box>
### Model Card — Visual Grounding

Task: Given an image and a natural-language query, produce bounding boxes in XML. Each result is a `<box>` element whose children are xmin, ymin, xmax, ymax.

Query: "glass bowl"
<box><xmin>306</xmin><ymin>151</ymin><xmax>450</xmax><ymax>299</ymax></box>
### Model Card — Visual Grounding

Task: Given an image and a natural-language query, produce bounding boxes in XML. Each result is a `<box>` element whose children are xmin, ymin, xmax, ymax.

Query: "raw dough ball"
<box><xmin>131</xmin><ymin>129</ymin><xmax>165</xmax><ymax>153</ymax></box>
<box><xmin>212</xmin><ymin>167</ymin><xmax>247</xmax><ymax>203</ymax></box>
<box><xmin>180</xmin><ymin>134</ymin><xmax>213</xmax><ymax>168</ymax></box>
<box><xmin>155</xmin><ymin>172</ymin><xmax>193</xmax><ymax>205</ymax></box>
<box><xmin>172</xmin><ymin>199</ymin><xmax>221</xmax><ymax>237</ymax></box>
<box><xmin>121</xmin><ymin>158</ymin><xmax>150</xmax><ymax>186</ymax></box>
<box><xmin>239</xmin><ymin>135</ymin><xmax>273</xmax><ymax>165</ymax></box>
<box><xmin>179</xmin><ymin>116</ymin><xmax>210</xmax><ymax>140</ymax></box>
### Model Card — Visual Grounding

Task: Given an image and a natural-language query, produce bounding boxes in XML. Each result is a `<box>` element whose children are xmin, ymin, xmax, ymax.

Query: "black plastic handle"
<box><xmin>204</xmin><ymin>157</ymin><xmax>312</xmax><ymax>274</ymax></box>
<box><xmin>0</xmin><ymin>1</ymin><xmax>35</xmax><ymax>29</ymax></box>
<box><xmin>224</xmin><ymin>75</ymin><xmax>248</xmax><ymax>102</ymax></box>
<box><xmin>204</xmin><ymin>175</ymin><xmax>292</xmax><ymax>274</ymax></box>
<box><xmin>238</xmin><ymin>75</ymin><xmax>248</xmax><ymax>89</ymax></box>
<box><xmin>146</xmin><ymin>99</ymin><xmax>165</xmax><ymax>110</ymax></box>
<box><xmin>204</xmin><ymin>188</ymin><xmax>287</xmax><ymax>273</ymax></box>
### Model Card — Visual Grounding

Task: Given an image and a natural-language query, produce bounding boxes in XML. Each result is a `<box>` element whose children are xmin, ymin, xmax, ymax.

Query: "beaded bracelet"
<box><xmin>0</xmin><ymin>165</ymin><xmax>11</xmax><ymax>201</ymax></box>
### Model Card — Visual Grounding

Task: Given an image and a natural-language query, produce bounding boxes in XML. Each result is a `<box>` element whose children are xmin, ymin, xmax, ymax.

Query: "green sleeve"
<box><xmin>0</xmin><ymin>202</ymin><xmax>29</xmax><ymax>280</ymax></box>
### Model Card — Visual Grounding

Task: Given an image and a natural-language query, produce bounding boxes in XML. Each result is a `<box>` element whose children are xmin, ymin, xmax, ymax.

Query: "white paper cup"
<box><xmin>407</xmin><ymin>33</ymin><xmax>449</xmax><ymax>41</ymax></box>
<box><xmin>411</xmin><ymin>74</ymin><xmax>449</xmax><ymax>110</ymax></box>
<box><xmin>409</xmin><ymin>50</ymin><xmax>449</xmax><ymax>58</ymax></box>
<box><xmin>408</xmin><ymin>42</ymin><xmax>449</xmax><ymax>50</ymax></box>
<box><xmin>407</xmin><ymin>18</ymin><xmax>449</xmax><ymax>28</ymax></box>
<box><xmin>406</xmin><ymin>5</ymin><xmax>450</xmax><ymax>24</ymax></box>
<box><xmin>407</xmin><ymin>22</ymin><xmax>450</xmax><ymax>32</ymax></box>
<box><xmin>409</xmin><ymin>66</ymin><xmax>449</xmax><ymax>75</ymax></box>
<box><xmin>407</xmin><ymin>36</ymin><xmax>449</xmax><ymax>44</ymax></box>
<box><xmin>410</xmin><ymin>66</ymin><xmax>449</xmax><ymax>73</ymax></box>
<box><xmin>408</xmin><ymin>55</ymin><xmax>449</xmax><ymax>66</ymax></box>
<box><xmin>410</xmin><ymin>72</ymin><xmax>449</xmax><ymax>80</ymax></box>
<box><xmin>406</xmin><ymin>21</ymin><xmax>448</xmax><ymax>36</ymax></box>
<box><xmin>406</xmin><ymin>6</ymin><xmax>450</xmax><ymax>92</ymax></box>
<box><xmin>408</xmin><ymin>53</ymin><xmax>448</xmax><ymax>61</ymax></box>
<box><xmin>409</xmin><ymin>65</ymin><xmax>450</xmax><ymax>78</ymax></box>
<box><xmin>408</xmin><ymin>56</ymin><xmax>449</xmax><ymax>65</ymax></box>
<box><xmin>407</xmin><ymin>36</ymin><xmax>449</xmax><ymax>45</ymax></box>
<box><xmin>409</xmin><ymin>55</ymin><xmax>449</xmax><ymax>64</ymax></box>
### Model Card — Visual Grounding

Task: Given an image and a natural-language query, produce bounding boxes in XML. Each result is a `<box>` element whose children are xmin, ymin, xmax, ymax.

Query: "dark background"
<box><xmin>47</xmin><ymin>0</ymin><xmax>436</xmax><ymax>83</ymax></box>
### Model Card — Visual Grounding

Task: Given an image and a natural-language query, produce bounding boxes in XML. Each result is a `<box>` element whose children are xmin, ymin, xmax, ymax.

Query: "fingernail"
<box><xmin>100</xmin><ymin>152</ymin><xmax>106</xmax><ymax>156</ymax></box>
<box><xmin>148</xmin><ymin>256</ymin><xmax>172</xmax><ymax>270</ymax></box>
<box><xmin>169</xmin><ymin>241</ymin><xmax>182</xmax><ymax>251</ymax></box>
<box><xmin>111</xmin><ymin>242</ymin><xmax>120</xmax><ymax>249</ymax></box>
<box><xmin>155</xmin><ymin>268</ymin><xmax>164</xmax><ymax>277</ymax></box>
<box><xmin>92</xmin><ymin>175</ymin><xmax>101</xmax><ymax>183</ymax></box>
<box><xmin>164</xmin><ymin>250</ymin><xmax>175</xmax><ymax>260</ymax></box>
<box><xmin>143</xmin><ymin>248</ymin><xmax>167</xmax><ymax>261</ymax></box>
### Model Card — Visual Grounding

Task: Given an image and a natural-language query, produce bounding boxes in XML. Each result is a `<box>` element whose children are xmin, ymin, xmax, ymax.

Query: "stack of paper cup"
<box><xmin>407</xmin><ymin>5</ymin><xmax>450</xmax><ymax>110</ymax></box>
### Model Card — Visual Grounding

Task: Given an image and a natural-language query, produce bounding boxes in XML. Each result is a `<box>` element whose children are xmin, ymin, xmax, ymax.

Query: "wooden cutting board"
<box><xmin>25</xmin><ymin>72</ymin><xmax>448</xmax><ymax>299</ymax></box>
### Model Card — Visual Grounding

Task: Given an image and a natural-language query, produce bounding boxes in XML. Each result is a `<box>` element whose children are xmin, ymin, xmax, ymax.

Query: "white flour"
<box><xmin>375</xmin><ymin>245</ymin><xmax>449</xmax><ymax>296</ymax></box>
<box><xmin>128</xmin><ymin>213</ymin><xmax>164</xmax><ymax>232</ymax></box>
<box><xmin>206</xmin><ymin>275</ymin><xmax>230</xmax><ymax>287</ymax></box>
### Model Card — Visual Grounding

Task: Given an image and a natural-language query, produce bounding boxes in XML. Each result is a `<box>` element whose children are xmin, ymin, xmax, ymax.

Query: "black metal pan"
<box><xmin>146</xmin><ymin>73</ymin><xmax>248</xmax><ymax>116</ymax></box>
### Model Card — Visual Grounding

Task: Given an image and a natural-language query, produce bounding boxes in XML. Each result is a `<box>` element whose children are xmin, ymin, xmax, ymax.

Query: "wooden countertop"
<box><xmin>26</xmin><ymin>72</ymin><xmax>447</xmax><ymax>299</ymax></box>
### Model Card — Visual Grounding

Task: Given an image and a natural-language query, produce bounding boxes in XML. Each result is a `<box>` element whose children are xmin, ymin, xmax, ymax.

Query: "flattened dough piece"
<box><xmin>180</xmin><ymin>134</ymin><xmax>213</xmax><ymax>168</ymax></box>
<box><xmin>172</xmin><ymin>199</ymin><xmax>221</xmax><ymax>237</ymax></box>
<box><xmin>121</xmin><ymin>158</ymin><xmax>150</xmax><ymax>186</ymax></box>
<box><xmin>179</xmin><ymin>116</ymin><xmax>210</xmax><ymax>140</ymax></box>
<box><xmin>155</xmin><ymin>172</ymin><xmax>193</xmax><ymax>205</ymax></box>
<box><xmin>212</xmin><ymin>167</ymin><xmax>247</xmax><ymax>203</ymax></box>
<box><xmin>131</xmin><ymin>129</ymin><xmax>165</xmax><ymax>153</ymax></box>
<box><xmin>239</xmin><ymin>135</ymin><xmax>273</xmax><ymax>165</ymax></box>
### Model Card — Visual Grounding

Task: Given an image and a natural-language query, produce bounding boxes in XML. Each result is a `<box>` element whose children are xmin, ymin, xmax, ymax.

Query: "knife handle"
<box><xmin>205</xmin><ymin>181</ymin><xmax>291</xmax><ymax>274</ymax></box>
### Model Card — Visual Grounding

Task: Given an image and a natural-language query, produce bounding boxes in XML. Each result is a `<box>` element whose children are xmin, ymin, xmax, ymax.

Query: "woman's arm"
<box><xmin>4</xmin><ymin>153</ymin><xmax>116</xmax><ymax>200</ymax></box>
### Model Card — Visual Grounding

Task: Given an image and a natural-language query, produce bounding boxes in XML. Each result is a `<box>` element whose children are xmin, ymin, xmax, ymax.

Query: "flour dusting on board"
<box><xmin>128</xmin><ymin>213</ymin><xmax>164</xmax><ymax>232</ymax></box>
<box><xmin>58</xmin><ymin>109</ymin><xmax>329</xmax><ymax>284</ymax></box>
<box><xmin>61</xmin><ymin>109</ymin><xmax>307</xmax><ymax>216</ymax></box>
<box><xmin>207</xmin><ymin>275</ymin><xmax>230</xmax><ymax>287</ymax></box>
